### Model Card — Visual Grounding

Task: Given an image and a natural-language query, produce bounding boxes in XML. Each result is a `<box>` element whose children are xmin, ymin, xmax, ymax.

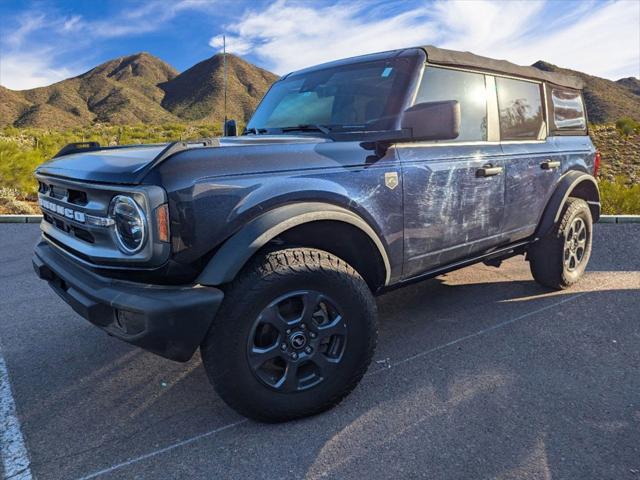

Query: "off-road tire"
<box><xmin>200</xmin><ymin>247</ymin><xmax>377</xmax><ymax>422</ymax></box>
<box><xmin>529</xmin><ymin>197</ymin><xmax>593</xmax><ymax>289</ymax></box>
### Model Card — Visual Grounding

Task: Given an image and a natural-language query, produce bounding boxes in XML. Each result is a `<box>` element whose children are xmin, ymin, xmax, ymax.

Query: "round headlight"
<box><xmin>110</xmin><ymin>195</ymin><xmax>147</xmax><ymax>254</ymax></box>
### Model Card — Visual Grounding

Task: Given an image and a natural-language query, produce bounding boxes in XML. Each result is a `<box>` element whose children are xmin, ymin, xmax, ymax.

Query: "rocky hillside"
<box><xmin>591</xmin><ymin>124</ymin><xmax>640</xmax><ymax>185</ymax></box>
<box><xmin>3</xmin><ymin>53</ymin><xmax>180</xmax><ymax>128</ymax></box>
<box><xmin>160</xmin><ymin>54</ymin><xmax>278</xmax><ymax>124</ymax></box>
<box><xmin>616</xmin><ymin>77</ymin><xmax>640</xmax><ymax>96</ymax></box>
<box><xmin>532</xmin><ymin>61</ymin><xmax>640</xmax><ymax>123</ymax></box>
<box><xmin>1</xmin><ymin>53</ymin><xmax>637</xmax><ymax>128</ymax></box>
<box><xmin>0</xmin><ymin>53</ymin><xmax>277</xmax><ymax>128</ymax></box>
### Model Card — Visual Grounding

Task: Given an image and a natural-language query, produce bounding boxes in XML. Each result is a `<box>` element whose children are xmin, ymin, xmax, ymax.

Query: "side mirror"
<box><xmin>400</xmin><ymin>100</ymin><xmax>460</xmax><ymax>141</ymax></box>
<box><xmin>224</xmin><ymin>119</ymin><xmax>237</xmax><ymax>137</ymax></box>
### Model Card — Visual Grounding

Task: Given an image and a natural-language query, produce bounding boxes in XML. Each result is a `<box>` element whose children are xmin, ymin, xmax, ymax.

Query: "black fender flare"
<box><xmin>535</xmin><ymin>171</ymin><xmax>600</xmax><ymax>239</ymax></box>
<box><xmin>197</xmin><ymin>202</ymin><xmax>391</xmax><ymax>286</ymax></box>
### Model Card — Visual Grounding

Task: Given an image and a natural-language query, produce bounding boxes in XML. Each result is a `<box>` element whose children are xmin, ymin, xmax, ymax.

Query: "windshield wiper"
<box><xmin>280</xmin><ymin>124</ymin><xmax>333</xmax><ymax>135</ymax></box>
<box><xmin>242</xmin><ymin>127</ymin><xmax>268</xmax><ymax>135</ymax></box>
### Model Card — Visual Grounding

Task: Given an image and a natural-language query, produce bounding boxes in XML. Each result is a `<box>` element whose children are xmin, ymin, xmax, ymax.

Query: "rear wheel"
<box><xmin>200</xmin><ymin>247</ymin><xmax>377</xmax><ymax>422</ymax></box>
<box><xmin>528</xmin><ymin>197</ymin><xmax>593</xmax><ymax>289</ymax></box>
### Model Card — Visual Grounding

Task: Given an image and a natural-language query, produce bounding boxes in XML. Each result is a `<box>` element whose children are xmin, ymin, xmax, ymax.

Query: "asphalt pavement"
<box><xmin>0</xmin><ymin>223</ymin><xmax>638</xmax><ymax>480</ymax></box>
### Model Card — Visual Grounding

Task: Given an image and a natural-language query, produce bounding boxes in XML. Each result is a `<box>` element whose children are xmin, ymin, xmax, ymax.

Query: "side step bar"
<box><xmin>378</xmin><ymin>240</ymin><xmax>530</xmax><ymax>294</ymax></box>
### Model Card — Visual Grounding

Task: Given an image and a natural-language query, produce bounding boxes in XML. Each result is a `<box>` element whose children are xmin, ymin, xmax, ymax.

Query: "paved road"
<box><xmin>0</xmin><ymin>224</ymin><xmax>638</xmax><ymax>480</ymax></box>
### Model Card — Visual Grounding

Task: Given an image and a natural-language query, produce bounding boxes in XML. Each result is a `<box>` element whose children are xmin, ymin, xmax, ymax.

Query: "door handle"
<box><xmin>541</xmin><ymin>160</ymin><xmax>561</xmax><ymax>170</ymax></box>
<box><xmin>476</xmin><ymin>164</ymin><xmax>503</xmax><ymax>177</ymax></box>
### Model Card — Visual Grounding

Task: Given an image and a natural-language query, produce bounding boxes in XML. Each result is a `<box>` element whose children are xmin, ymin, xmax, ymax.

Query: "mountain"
<box><xmin>2</xmin><ymin>53</ymin><xmax>181</xmax><ymax>128</ymax></box>
<box><xmin>160</xmin><ymin>53</ymin><xmax>278</xmax><ymax>123</ymax></box>
<box><xmin>1</xmin><ymin>52</ymin><xmax>637</xmax><ymax>129</ymax></box>
<box><xmin>532</xmin><ymin>61</ymin><xmax>640</xmax><ymax>123</ymax></box>
<box><xmin>616</xmin><ymin>77</ymin><xmax>640</xmax><ymax>96</ymax></box>
<box><xmin>0</xmin><ymin>52</ymin><xmax>277</xmax><ymax>129</ymax></box>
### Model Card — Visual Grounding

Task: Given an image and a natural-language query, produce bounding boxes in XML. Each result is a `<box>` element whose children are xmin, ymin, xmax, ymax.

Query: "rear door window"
<box><xmin>496</xmin><ymin>77</ymin><xmax>544</xmax><ymax>140</ymax></box>
<box><xmin>550</xmin><ymin>87</ymin><xmax>586</xmax><ymax>130</ymax></box>
<box><xmin>414</xmin><ymin>67</ymin><xmax>488</xmax><ymax>142</ymax></box>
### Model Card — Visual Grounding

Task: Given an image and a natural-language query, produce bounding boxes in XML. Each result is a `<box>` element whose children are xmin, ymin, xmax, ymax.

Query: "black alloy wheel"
<box><xmin>247</xmin><ymin>290</ymin><xmax>347</xmax><ymax>392</ymax></box>
<box><xmin>563</xmin><ymin>216</ymin><xmax>588</xmax><ymax>272</ymax></box>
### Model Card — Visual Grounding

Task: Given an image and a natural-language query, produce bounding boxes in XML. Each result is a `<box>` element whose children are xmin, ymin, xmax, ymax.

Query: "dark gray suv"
<box><xmin>33</xmin><ymin>46</ymin><xmax>600</xmax><ymax>422</ymax></box>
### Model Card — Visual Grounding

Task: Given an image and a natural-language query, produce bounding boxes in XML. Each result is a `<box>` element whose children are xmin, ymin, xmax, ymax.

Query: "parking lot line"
<box><xmin>75</xmin><ymin>419</ymin><xmax>248</xmax><ymax>480</ymax></box>
<box><xmin>368</xmin><ymin>289</ymin><xmax>589</xmax><ymax>375</ymax></box>
<box><xmin>72</xmin><ymin>287</ymin><xmax>592</xmax><ymax>479</ymax></box>
<box><xmin>0</xmin><ymin>353</ymin><xmax>32</xmax><ymax>480</ymax></box>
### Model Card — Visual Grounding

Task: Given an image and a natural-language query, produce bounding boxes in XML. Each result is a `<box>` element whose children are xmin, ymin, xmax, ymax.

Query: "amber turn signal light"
<box><xmin>155</xmin><ymin>204</ymin><xmax>170</xmax><ymax>243</ymax></box>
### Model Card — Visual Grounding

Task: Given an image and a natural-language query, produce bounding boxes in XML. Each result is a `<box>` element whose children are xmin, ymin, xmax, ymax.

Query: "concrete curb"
<box><xmin>0</xmin><ymin>215</ymin><xmax>44</xmax><ymax>224</ymax></box>
<box><xmin>597</xmin><ymin>215</ymin><xmax>640</xmax><ymax>224</ymax></box>
<box><xmin>2</xmin><ymin>214</ymin><xmax>640</xmax><ymax>224</ymax></box>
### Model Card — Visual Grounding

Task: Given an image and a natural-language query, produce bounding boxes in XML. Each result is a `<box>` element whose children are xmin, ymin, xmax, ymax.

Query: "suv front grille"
<box><xmin>39</xmin><ymin>180</ymin><xmax>88</xmax><ymax>206</ymax></box>
<box><xmin>35</xmin><ymin>173</ymin><xmax>166</xmax><ymax>268</ymax></box>
<box><xmin>42</xmin><ymin>213</ymin><xmax>95</xmax><ymax>244</ymax></box>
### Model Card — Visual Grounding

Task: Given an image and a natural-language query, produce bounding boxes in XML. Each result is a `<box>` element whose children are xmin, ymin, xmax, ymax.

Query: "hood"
<box><xmin>36</xmin><ymin>144</ymin><xmax>168</xmax><ymax>184</ymax></box>
<box><xmin>36</xmin><ymin>136</ymin><xmax>330</xmax><ymax>184</ymax></box>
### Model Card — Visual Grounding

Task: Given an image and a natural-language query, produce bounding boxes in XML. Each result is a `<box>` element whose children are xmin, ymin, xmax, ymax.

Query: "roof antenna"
<box><xmin>223</xmin><ymin>34</ymin><xmax>227</xmax><ymax>136</ymax></box>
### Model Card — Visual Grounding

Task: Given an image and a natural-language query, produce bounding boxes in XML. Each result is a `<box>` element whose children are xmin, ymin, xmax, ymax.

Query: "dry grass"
<box><xmin>0</xmin><ymin>188</ymin><xmax>39</xmax><ymax>214</ymax></box>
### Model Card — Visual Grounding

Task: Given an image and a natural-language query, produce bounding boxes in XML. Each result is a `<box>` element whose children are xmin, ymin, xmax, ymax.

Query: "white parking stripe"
<box><xmin>76</xmin><ymin>419</ymin><xmax>248</xmax><ymax>480</ymax></box>
<box><xmin>0</xmin><ymin>354</ymin><xmax>32</xmax><ymax>480</ymax></box>
<box><xmin>368</xmin><ymin>290</ymin><xmax>589</xmax><ymax>375</ymax></box>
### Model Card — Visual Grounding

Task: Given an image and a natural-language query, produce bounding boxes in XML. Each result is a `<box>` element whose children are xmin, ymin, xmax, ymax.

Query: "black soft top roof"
<box><xmin>421</xmin><ymin>45</ymin><xmax>583</xmax><ymax>90</ymax></box>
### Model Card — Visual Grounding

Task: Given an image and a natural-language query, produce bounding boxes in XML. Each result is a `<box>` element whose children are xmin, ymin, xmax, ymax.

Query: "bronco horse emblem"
<box><xmin>385</xmin><ymin>172</ymin><xmax>399</xmax><ymax>190</ymax></box>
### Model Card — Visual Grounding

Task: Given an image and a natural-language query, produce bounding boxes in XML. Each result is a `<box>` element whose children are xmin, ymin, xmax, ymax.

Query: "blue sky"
<box><xmin>1</xmin><ymin>0</ymin><xmax>638</xmax><ymax>90</ymax></box>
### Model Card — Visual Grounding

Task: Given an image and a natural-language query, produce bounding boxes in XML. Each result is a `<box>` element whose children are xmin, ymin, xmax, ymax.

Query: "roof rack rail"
<box><xmin>53</xmin><ymin>142</ymin><xmax>102</xmax><ymax>158</ymax></box>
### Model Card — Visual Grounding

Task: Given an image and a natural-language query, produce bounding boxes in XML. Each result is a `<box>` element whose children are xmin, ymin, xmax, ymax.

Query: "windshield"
<box><xmin>246</xmin><ymin>54</ymin><xmax>421</xmax><ymax>134</ymax></box>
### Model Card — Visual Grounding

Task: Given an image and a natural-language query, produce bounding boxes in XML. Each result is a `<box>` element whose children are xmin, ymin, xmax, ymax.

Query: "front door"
<box><xmin>397</xmin><ymin>65</ymin><xmax>505</xmax><ymax>278</ymax></box>
<box><xmin>399</xmin><ymin>144</ymin><xmax>505</xmax><ymax>278</ymax></box>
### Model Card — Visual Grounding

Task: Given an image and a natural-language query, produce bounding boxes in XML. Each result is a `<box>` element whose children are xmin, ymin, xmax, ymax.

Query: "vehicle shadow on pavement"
<box><xmin>294</xmin><ymin>282</ymin><xmax>639</xmax><ymax>480</ymax></box>
<box><xmin>19</xmin><ymin>257</ymin><xmax>640</xmax><ymax>479</ymax></box>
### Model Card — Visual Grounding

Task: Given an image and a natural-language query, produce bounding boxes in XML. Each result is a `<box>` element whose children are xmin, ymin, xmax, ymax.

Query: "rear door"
<box><xmin>398</xmin><ymin>66</ymin><xmax>505</xmax><ymax>278</ymax></box>
<box><xmin>497</xmin><ymin>77</ymin><xmax>560</xmax><ymax>241</ymax></box>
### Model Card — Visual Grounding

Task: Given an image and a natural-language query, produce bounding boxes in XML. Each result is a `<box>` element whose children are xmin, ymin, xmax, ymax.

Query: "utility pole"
<box><xmin>223</xmin><ymin>34</ymin><xmax>227</xmax><ymax>136</ymax></box>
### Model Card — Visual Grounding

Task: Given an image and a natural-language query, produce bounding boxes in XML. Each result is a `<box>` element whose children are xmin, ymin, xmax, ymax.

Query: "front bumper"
<box><xmin>33</xmin><ymin>240</ymin><xmax>223</xmax><ymax>362</ymax></box>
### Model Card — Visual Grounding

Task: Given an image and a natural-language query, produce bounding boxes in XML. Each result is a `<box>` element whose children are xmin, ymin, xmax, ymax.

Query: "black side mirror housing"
<box><xmin>400</xmin><ymin>100</ymin><xmax>460</xmax><ymax>141</ymax></box>
<box><xmin>224</xmin><ymin>119</ymin><xmax>237</xmax><ymax>137</ymax></box>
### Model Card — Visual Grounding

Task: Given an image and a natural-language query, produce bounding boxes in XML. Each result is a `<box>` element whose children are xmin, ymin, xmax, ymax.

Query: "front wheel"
<box><xmin>528</xmin><ymin>197</ymin><xmax>593</xmax><ymax>289</ymax></box>
<box><xmin>200</xmin><ymin>248</ymin><xmax>378</xmax><ymax>422</ymax></box>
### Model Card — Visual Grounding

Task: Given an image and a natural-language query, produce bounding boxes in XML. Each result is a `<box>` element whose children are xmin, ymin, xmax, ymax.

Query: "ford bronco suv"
<box><xmin>33</xmin><ymin>46</ymin><xmax>600</xmax><ymax>422</ymax></box>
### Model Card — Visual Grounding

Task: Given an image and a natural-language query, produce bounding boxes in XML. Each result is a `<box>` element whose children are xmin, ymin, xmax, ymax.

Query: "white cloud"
<box><xmin>0</xmin><ymin>0</ymin><xmax>220</xmax><ymax>89</ymax></box>
<box><xmin>513</xmin><ymin>0</ymin><xmax>640</xmax><ymax>79</ymax></box>
<box><xmin>218</xmin><ymin>0</ymin><xmax>640</xmax><ymax>80</ymax></box>
<box><xmin>3</xmin><ymin>13</ymin><xmax>46</xmax><ymax>49</ymax></box>
<box><xmin>89</xmin><ymin>0</ymin><xmax>218</xmax><ymax>38</ymax></box>
<box><xmin>62</xmin><ymin>15</ymin><xmax>82</xmax><ymax>32</ymax></box>
<box><xmin>209</xmin><ymin>34</ymin><xmax>254</xmax><ymax>55</ymax></box>
<box><xmin>218</xmin><ymin>0</ymin><xmax>438</xmax><ymax>74</ymax></box>
<box><xmin>1</xmin><ymin>0</ymin><xmax>637</xmax><ymax>90</ymax></box>
<box><xmin>0</xmin><ymin>52</ymin><xmax>75</xmax><ymax>90</ymax></box>
<box><xmin>434</xmin><ymin>0</ymin><xmax>640</xmax><ymax>80</ymax></box>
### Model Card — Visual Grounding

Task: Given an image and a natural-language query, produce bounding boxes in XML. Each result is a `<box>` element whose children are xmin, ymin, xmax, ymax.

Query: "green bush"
<box><xmin>615</xmin><ymin>117</ymin><xmax>640</xmax><ymax>137</ymax></box>
<box><xmin>599</xmin><ymin>177</ymin><xmax>640</xmax><ymax>215</ymax></box>
<box><xmin>1</xmin><ymin>124</ymin><xmax>638</xmax><ymax>215</ymax></box>
<box><xmin>0</xmin><ymin>124</ymin><xmax>222</xmax><ymax>198</ymax></box>
<box><xmin>0</xmin><ymin>141</ymin><xmax>44</xmax><ymax>198</ymax></box>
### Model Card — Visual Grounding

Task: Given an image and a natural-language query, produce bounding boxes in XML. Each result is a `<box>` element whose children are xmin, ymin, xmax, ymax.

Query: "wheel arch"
<box><xmin>196</xmin><ymin>202</ymin><xmax>391</xmax><ymax>290</ymax></box>
<box><xmin>535</xmin><ymin>170</ymin><xmax>600</xmax><ymax>239</ymax></box>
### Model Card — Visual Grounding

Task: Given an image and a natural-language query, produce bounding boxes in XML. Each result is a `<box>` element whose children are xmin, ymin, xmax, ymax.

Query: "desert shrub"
<box><xmin>0</xmin><ymin>187</ymin><xmax>38</xmax><ymax>214</ymax></box>
<box><xmin>615</xmin><ymin>117</ymin><xmax>640</xmax><ymax>137</ymax></box>
<box><xmin>0</xmin><ymin>141</ymin><xmax>44</xmax><ymax>198</ymax></box>
<box><xmin>0</xmin><ymin>124</ymin><xmax>223</xmax><ymax>200</ymax></box>
<box><xmin>599</xmin><ymin>177</ymin><xmax>640</xmax><ymax>215</ymax></box>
